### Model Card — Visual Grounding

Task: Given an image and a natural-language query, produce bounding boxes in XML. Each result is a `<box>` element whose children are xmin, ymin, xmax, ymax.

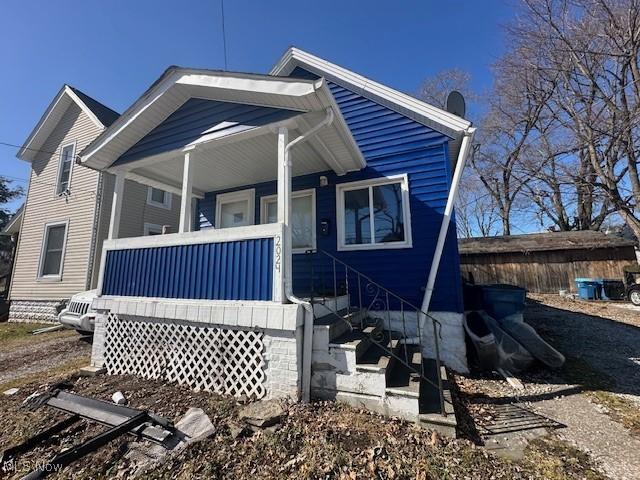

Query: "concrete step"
<box><xmin>312</xmin><ymin>314</ymin><xmax>352</xmax><ymax>351</ymax></box>
<box><xmin>328</xmin><ymin>325</ymin><xmax>379</xmax><ymax>359</ymax></box>
<box><xmin>312</xmin><ymin>307</ymin><xmax>368</xmax><ymax>351</ymax></box>
<box><xmin>418</xmin><ymin>362</ymin><xmax>457</xmax><ymax>437</ymax></box>
<box><xmin>356</xmin><ymin>337</ymin><xmax>399</xmax><ymax>373</ymax></box>
<box><xmin>309</xmin><ymin>295</ymin><xmax>349</xmax><ymax>318</ymax></box>
<box><xmin>311</xmin><ymin>325</ymin><xmax>389</xmax><ymax>397</ymax></box>
<box><xmin>384</xmin><ymin>345</ymin><xmax>422</xmax><ymax>418</ymax></box>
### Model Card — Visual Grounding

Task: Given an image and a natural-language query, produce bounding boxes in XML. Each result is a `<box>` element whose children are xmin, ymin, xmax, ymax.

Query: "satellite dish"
<box><xmin>446</xmin><ymin>90</ymin><xmax>466</xmax><ymax>118</ymax></box>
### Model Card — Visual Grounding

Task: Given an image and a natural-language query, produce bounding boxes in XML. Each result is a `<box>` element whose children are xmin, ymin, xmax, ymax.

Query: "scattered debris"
<box><xmin>497</xmin><ymin>368</ymin><xmax>525</xmax><ymax>391</ymax></box>
<box><xmin>237</xmin><ymin>399</ymin><xmax>286</xmax><ymax>428</ymax></box>
<box><xmin>227</xmin><ymin>420</ymin><xmax>250</xmax><ymax>439</ymax></box>
<box><xmin>124</xmin><ymin>407</ymin><xmax>215</xmax><ymax>477</ymax></box>
<box><xmin>31</xmin><ymin>324</ymin><xmax>64</xmax><ymax>335</ymax></box>
<box><xmin>112</xmin><ymin>391</ymin><xmax>127</xmax><ymax>405</ymax></box>
<box><xmin>1</xmin><ymin>387</ymin><xmax>176</xmax><ymax>478</ymax></box>
<box><xmin>78</xmin><ymin>365</ymin><xmax>105</xmax><ymax>377</ymax></box>
<box><xmin>3</xmin><ymin>387</ymin><xmax>19</xmax><ymax>396</ymax></box>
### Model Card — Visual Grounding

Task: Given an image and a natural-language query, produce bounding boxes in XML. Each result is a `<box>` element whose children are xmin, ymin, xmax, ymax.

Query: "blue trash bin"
<box><xmin>480</xmin><ymin>284</ymin><xmax>527</xmax><ymax>319</ymax></box>
<box><xmin>575</xmin><ymin>278</ymin><xmax>601</xmax><ymax>300</ymax></box>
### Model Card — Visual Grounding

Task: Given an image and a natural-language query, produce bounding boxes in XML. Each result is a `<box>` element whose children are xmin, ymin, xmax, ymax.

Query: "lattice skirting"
<box><xmin>104</xmin><ymin>313</ymin><xmax>267</xmax><ymax>399</ymax></box>
<box><xmin>9</xmin><ymin>300</ymin><xmax>64</xmax><ymax>323</ymax></box>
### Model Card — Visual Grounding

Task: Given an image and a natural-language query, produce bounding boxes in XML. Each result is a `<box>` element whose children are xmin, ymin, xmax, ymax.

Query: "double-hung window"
<box><xmin>39</xmin><ymin>221</ymin><xmax>68</xmax><ymax>279</ymax></box>
<box><xmin>261</xmin><ymin>189</ymin><xmax>316</xmax><ymax>253</ymax></box>
<box><xmin>146</xmin><ymin>187</ymin><xmax>172</xmax><ymax>210</ymax></box>
<box><xmin>336</xmin><ymin>175</ymin><xmax>412</xmax><ymax>251</ymax></box>
<box><xmin>56</xmin><ymin>143</ymin><xmax>75</xmax><ymax>194</ymax></box>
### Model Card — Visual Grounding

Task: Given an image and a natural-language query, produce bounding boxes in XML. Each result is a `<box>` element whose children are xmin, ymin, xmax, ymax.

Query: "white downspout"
<box><xmin>283</xmin><ymin>108</ymin><xmax>334</xmax><ymax>403</ymax></box>
<box><xmin>421</xmin><ymin>127</ymin><xmax>476</xmax><ymax>315</ymax></box>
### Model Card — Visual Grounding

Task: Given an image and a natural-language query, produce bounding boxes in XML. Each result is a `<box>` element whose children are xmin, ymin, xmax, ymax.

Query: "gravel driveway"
<box><xmin>526</xmin><ymin>294</ymin><xmax>640</xmax><ymax>404</ymax></box>
<box><xmin>0</xmin><ymin>328</ymin><xmax>91</xmax><ymax>386</ymax></box>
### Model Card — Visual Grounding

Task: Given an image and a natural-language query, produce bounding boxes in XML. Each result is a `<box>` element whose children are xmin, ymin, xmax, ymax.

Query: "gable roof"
<box><xmin>80</xmin><ymin>66</ymin><xmax>365</xmax><ymax>174</ymax></box>
<box><xmin>459</xmin><ymin>231</ymin><xmax>637</xmax><ymax>255</ymax></box>
<box><xmin>68</xmin><ymin>87</ymin><xmax>120</xmax><ymax>128</ymax></box>
<box><xmin>1</xmin><ymin>204</ymin><xmax>23</xmax><ymax>235</ymax></box>
<box><xmin>17</xmin><ymin>85</ymin><xmax>119</xmax><ymax>162</ymax></box>
<box><xmin>270</xmin><ymin>47</ymin><xmax>472</xmax><ymax>140</ymax></box>
<box><xmin>0</xmin><ymin>203</ymin><xmax>24</xmax><ymax>235</ymax></box>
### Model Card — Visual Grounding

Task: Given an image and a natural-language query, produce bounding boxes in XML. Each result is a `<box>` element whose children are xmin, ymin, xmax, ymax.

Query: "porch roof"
<box><xmin>79</xmin><ymin>67</ymin><xmax>365</xmax><ymax>193</ymax></box>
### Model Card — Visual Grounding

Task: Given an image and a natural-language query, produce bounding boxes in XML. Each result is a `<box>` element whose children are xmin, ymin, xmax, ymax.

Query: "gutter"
<box><xmin>283</xmin><ymin>107</ymin><xmax>334</xmax><ymax>403</ymax></box>
<box><xmin>420</xmin><ymin>127</ymin><xmax>476</xmax><ymax>315</ymax></box>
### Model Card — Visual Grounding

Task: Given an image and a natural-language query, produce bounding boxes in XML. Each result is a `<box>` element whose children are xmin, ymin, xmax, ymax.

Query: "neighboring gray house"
<box><xmin>8</xmin><ymin>85</ymin><xmax>180</xmax><ymax>322</ymax></box>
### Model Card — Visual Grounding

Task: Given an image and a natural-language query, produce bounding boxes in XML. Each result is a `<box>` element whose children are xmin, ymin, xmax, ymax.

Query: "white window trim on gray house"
<box><xmin>55</xmin><ymin>141</ymin><xmax>76</xmax><ymax>195</ymax></box>
<box><xmin>143</xmin><ymin>222</ymin><xmax>164</xmax><ymax>236</ymax></box>
<box><xmin>37</xmin><ymin>219</ymin><xmax>70</xmax><ymax>281</ymax></box>
<box><xmin>146</xmin><ymin>186</ymin><xmax>172</xmax><ymax>210</ymax></box>
<box><xmin>336</xmin><ymin>174</ymin><xmax>413</xmax><ymax>251</ymax></box>
<box><xmin>261</xmin><ymin>188</ymin><xmax>316</xmax><ymax>253</ymax></box>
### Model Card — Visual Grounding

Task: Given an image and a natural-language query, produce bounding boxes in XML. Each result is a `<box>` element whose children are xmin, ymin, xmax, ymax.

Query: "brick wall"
<box><xmin>263</xmin><ymin>329</ymin><xmax>301</xmax><ymax>399</ymax></box>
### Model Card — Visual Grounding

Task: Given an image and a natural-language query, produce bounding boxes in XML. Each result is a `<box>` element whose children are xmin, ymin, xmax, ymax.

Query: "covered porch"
<box><xmin>86</xmin><ymin>68</ymin><xmax>364</xmax><ymax>305</ymax></box>
<box><xmin>81</xmin><ymin>67</ymin><xmax>364</xmax><ymax>402</ymax></box>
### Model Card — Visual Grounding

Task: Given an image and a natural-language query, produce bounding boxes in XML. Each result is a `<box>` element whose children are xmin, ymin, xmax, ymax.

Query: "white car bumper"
<box><xmin>58</xmin><ymin>310</ymin><xmax>96</xmax><ymax>332</ymax></box>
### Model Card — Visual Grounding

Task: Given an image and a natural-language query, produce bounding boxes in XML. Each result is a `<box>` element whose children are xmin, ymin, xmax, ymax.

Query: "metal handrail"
<box><xmin>306</xmin><ymin>249</ymin><xmax>448</xmax><ymax>416</ymax></box>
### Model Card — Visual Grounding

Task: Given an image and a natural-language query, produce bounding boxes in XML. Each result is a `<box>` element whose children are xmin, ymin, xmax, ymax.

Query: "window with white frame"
<box><xmin>56</xmin><ymin>143</ymin><xmax>75</xmax><ymax>194</ymax></box>
<box><xmin>336</xmin><ymin>176</ymin><xmax>412</xmax><ymax>250</ymax></box>
<box><xmin>215</xmin><ymin>189</ymin><xmax>255</xmax><ymax>228</ymax></box>
<box><xmin>143</xmin><ymin>223</ymin><xmax>163</xmax><ymax>236</ymax></box>
<box><xmin>39</xmin><ymin>221</ymin><xmax>68</xmax><ymax>278</ymax></box>
<box><xmin>261</xmin><ymin>189</ymin><xmax>316</xmax><ymax>252</ymax></box>
<box><xmin>146</xmin><ymin>187</ymin><xmax>172</xmax><ymax>209</ymax></box>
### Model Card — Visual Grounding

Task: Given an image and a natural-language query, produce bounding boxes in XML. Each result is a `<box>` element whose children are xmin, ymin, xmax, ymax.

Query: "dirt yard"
<box><xmin>454</xmin><ymin>294</ymin><xmax>640</xmax><ymax>480</ymax></box>
<box><xmin>0</xmin><ymin>323</ymin><xmax>91</xmax><ymax>390</ymax></box>
<box><xmin>0</xmin><ymin>321</ymin><xmax>607</xmax><ymax>479</ymax></box>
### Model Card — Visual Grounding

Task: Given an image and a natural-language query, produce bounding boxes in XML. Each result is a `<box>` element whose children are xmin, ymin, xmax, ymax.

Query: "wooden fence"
<box><xmin>460</xmin><ymin>247</ymin><xmax>637</xmax><ymax>293</ymax></box>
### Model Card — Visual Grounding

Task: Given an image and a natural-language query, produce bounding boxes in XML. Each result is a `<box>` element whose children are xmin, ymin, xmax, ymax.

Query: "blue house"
<box><xmin>82</xmin><ymin>48</ymin><xmax>475</xmax><ymax>427</ymax></box>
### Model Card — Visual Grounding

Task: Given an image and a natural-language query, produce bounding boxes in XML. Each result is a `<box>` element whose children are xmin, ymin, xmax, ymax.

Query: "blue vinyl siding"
<box><xmin>102</xmin><ymin>238</ymin><xmax>274</xmax><ymax>301</ymax></box>
<box><xmin>199</xmin><ymin>71</ymin><xmax>463</xmax><ymax>312</ymax></box>
<box><xmin>115</xmin><ymin>98</ymin><xmax>299</xmax><ymax>166</ymax></box>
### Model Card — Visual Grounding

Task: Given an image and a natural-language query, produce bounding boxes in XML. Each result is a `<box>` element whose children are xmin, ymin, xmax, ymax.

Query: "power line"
<box><xmin>221</xmin><ymin>0</ymin><xmax>228</xmax><ymax>70</ymax></box>
<box><xmin>0</xmin><ymin>142</ymin><xmax>97</xmax><ymax>198</ymax></box>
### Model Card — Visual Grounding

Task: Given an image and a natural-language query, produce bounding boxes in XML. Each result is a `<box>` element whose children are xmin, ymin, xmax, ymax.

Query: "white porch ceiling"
<box><xmin>128</xmin><ymin>127</ymin><xmax>332</xmax><ymax>194</ymax></box>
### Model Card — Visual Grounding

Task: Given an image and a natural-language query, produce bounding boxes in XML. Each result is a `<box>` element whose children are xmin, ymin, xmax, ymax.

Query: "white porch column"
<box><xmin>277</xmin><ymin>127</ymin><xmax>291</xmax><ymax>303</ymax></box>
<box><xmin>179</xmin><ymin>150</ymin><xmax>193</xmax><ymax>233</ymax></box>
<box><xmin>108</xmin><ymin>172</ymin><xmax>125</xmax><ymax>240</ymax></box>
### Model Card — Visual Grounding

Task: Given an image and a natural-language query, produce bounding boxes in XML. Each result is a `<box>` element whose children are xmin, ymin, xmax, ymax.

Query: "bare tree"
<box><xmin>418</xmin><ymin>69</ymin><xmax>504</xmax><ymax>237</ymax></box>
<box><xmin>470</xmin><ymin>46</ymin><xmax>555</xmax><ymax>235</ymax></box>
<box><xmin>510</xmin><ymin>0</ymin><xmax>640</xmax><ymax>240</ymax></box>
<box><xmin>418</xmin><ymin>68</ymin><xmax>480</xmax><ymax>110</ymax></box>
<box><xmin>456</xmin><ymin>172</ymin><xmax>501</xmax><ymax>238</ymax></box>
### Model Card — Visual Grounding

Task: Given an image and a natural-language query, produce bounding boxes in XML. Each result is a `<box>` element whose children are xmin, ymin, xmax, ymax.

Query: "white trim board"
<box><xmin>335</xmin><ymin>174</ymin><xmax>413</xmax><ymax>251</ymax></box>
<box><xmin>18</xmin><ymin>85</ymin><xmax>110</xmax><ymax>163</ymax></box>
<box><xmin>54</xmin><ymin>141</ymin><xmax>76</xmax><ymax>196</ymax></box>
<box><xmin>143</xmin><ymin>222</ymin><xmax>164</xmax><ymax>235</ymax></box>
<box><xmin>271</xmin><ymin>47</ymin><xmax>472</xmax><ymax>140</ymax></box>
<box><xmin>260</xmin><ymin>188</ymin><xmax>317</xmax><ymax>254</ymax></box>
<box><xmin>215</xmin><ymin>188</ymin><xmax>256</xmax><ymax>229</ymax></box>
<box><xmin>102</xmin><ymin>222</ymin><xmax>283</xmax><ymax>251</ymax></box>
<box><xmin>79</xmin><ymin>67</ymin><xmax>365</xmax><ymax>174</ymax></box>
<box><xmin>36</xmin><ymin>219</ymin><xmax>70</xmax><ymax>282</ymax></box>
<box><xmin>146</xmin><ymin>186</ymin><xmax>172</xmax><ymax>210</ymax></box>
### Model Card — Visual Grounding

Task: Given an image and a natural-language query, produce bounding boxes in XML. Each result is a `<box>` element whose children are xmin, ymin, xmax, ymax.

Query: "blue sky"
<box><xmin>0</xmin><ymin>0</ymin><xmax>515</xmax><ymax>213</ymax></box>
